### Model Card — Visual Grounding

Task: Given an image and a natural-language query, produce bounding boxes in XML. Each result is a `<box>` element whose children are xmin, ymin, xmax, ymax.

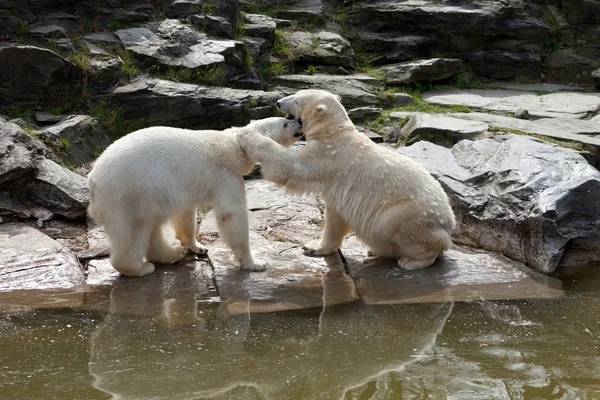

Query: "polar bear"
<box><xmin>88</xmin><ymin>117</ymin><xmax>303</xmax><ymax>277</ymax></box>
<box><xmin>237</xmin><ymin>89</ymin><xmax>456</xmax><ymax>270</ymax></box>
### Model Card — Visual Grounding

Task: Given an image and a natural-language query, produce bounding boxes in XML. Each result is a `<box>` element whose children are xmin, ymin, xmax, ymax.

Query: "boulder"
<box><xmin>423</xmin><ymin>88</ymin><xmax>600</xmax><ymax>119</ymax></box>
<box><xmin>39</xmin><ymin>115</ymin><xmax>111</xmax><ymax>165</ymax></box>
<box><xmin>399</xmin><ymin>113</ymin><xmax>489</xmax><ymax>146</ymax></box>
<box><xmin>115</xmin><ymin>19</ymin><xmax>245</xmax><ymax>70</ymax></box>
<box><xmin>0</xmin><ymin>44</ymin><xmax>82</xmax><ymax>108</ymax></box>
<box><xmin>544</xmin><ymin>49</ymin><xmax>600</xmax><ymax>87</ymax></box>
<box><xmin>377</xmin><ymin>58</ymin><xmax>463</xmax><ymax>85</ymax></box>
<box><xmin>347</xmin><ymin>106</ymin><xmax>382</xmax><ymax>123</ymax></box>
<box><xmin>562</xmin><ymin>0</ymin><xmax>600</xmax><ymax>24</ymax></box>
<box><xmin>465</xmin><ymin>51</ymin><xmax>541</xmax><ymax>80</ymax></box>
<box><xmin>189</xmin><ymin>14</ymin><xmax>234</xmax><ymax>38</ymax></box>
<box><xmin>397</xmin><ymin>137</ymin><xmax>600</xmax><ymax>274</ymax></box>
<box><xmin>287</xmin><ymin>30</ymin><xmax>355</xmax><ymax>69</ymax></box>
<box><xmin>593</xmin><ymin>68</ymin><xmax>600</xmax><ymax>89</ymax></box>
<box><xmin>22</xmin><ymin>158</ymin><xmax>89</xmax><ymax>219</ymax></box>
<box><xmin>27</xmin><ymin>24</ymin><xmax>68</xmax><ymax>39</ymax></box>
<box><xmin>242</xmin><ymin>13</ymin><xmax>277</xmax><ymax>38</ymax></box>
<box><xmin>34</xmin><ymin>111</ymin><xmax>63</xmax><ymax>125</ymax></box>
<box><xmin>352</xmin><ymin>33</ymin><xmax>434</xmax><ymax>65</ymax></box>
<box><xmin>0</xmin><ymin>223</ymin><xmax>84</xmax><ymax>291</ymax></box>
<box><xmin>269</xmin><ymin>74</ymin><xmax>383</xmax><ymax>109</ymax></box>
<box><xmin>111</xmin><ymin>77</ymin><xmax>281</xmax><ymax>129</ymax></box>
<box><xmin>0</xmin><ymin>121</ymin><xmax>40</xmax><ymax>186</ymax></box>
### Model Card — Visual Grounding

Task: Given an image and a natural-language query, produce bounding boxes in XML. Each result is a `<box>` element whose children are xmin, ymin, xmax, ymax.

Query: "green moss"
<box><xmin>90</xmin><ymin>102</ymin><xmax>137</xmax><ymax>139</ymax></box>
<box><xmin>57</xmin><ymin>137</ymin><xmax>71</xmax><ymax>153</ymax></box>
<box><xmin>21</xmin><ymin>125</ymin><xmax>39</xmax><ymax>137</ymax></box>
<box><xmin>489</xmin><ymin>126</ymin><xmax>586</xmax><ymax>152</ymax></box>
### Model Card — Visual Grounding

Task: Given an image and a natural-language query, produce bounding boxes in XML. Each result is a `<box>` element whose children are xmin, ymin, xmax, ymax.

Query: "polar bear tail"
<box><xmin>425</xmin><ymin>229</ymin><xmax>454</xmax><ymax>252</ymax></box>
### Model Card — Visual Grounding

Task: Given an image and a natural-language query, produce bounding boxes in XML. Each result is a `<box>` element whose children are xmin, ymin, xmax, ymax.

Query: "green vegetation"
<box><xmin>68</xmin><ymin>47</ymin><xmax>91</xmax><ymax>70</ymax></box>
<box><xmin>117</xmin><ymin>50</ymin><xmax>139</xmax><ymax>82</ymax></box>
<box><xmin>242</xmin><ymin>1</ymin><xmax>287</xmax><ymax>17</ymax></box>
<box><xmin>16</xmin><ymin>20</ymin><xmax>29</xmax><ymax>36</ymax></box>
<box><xmin>235</xmin><ymin>17</ymin><xmax>246</xmax><ymax>39</ymax></box>
<box><xmin>201</xmin><ymin>1</ymin><xmax>216</xmax><ymax>15</ymax></box>
<box><xmin>392</xmin><ymin>88</ymin><xmax>472</xmax><ymax>114</ymax></box>
<box><xmin>488</xmin><ymin>126</ymin><xmax>585</xmax><ymax>152</ymax></box>
<box><xmin>244</xmin><ymin>53</ymin><xmax>255</xmax><ymax>73</ymax></box>
<box><xmin>108</xmin><ymin>18</ymin><xmax>124</xmax><ymax>31</ymax></box>
<box><xmin>272</xmin><ymin>29</ymin><xmax>293</xmax><ymax>59</ymax></box>
<box><xmin>7</xmin><ymin>105</ymin><xmax>34</xmax><ymax>120</ymax></box>
<box><xmin>57</xmin><ymin>137</ymin><xmax>71</xmax><ymax>153</ymax></box>
<box><xmin>261</xmin><ymin>61</ymin><xmax>288</xmax><ymax>78</ymax></box>
<box><xmin>20</xmin><ymin>125</ymin><xmax>39</xmax><ymax>137</ymax></box>
<box><xmin>305</xmin><ymin>64</ymin><xmax>317</xmax><ymax>74</ymax></box>
<box><xmin>354</xmin><ymin>51</ymin><xmax>384</xmax><ymax>80</ymax></box>
<box><xmin>331</xmin><ymin>7</ymin><xmax>349</xmax><ymax>24</ymax></box>
<box><xmin>246</xmin><ymin>98</ymin><xmax>258</xmax><ymax>109</ymax></box>
<box><xmin>90</xmin><ymin>102</ymin><xmax>137</xmax><ymax>138</ymax></box>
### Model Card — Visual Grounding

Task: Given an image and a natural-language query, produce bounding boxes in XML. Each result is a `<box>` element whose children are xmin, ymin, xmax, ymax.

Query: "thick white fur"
<box><xmin>237</xmin><ymin>89</ymin><xmax>456</xmax><ymax>270</ymax></box>
<box><xmin>88</xmin><ymin>117</ymin><xmax>302</xmax><ymax>277</ymax></box>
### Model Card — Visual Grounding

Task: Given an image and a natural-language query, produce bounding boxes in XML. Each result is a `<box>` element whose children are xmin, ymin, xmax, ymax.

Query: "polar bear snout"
<box><xmin>276</xmin><ymin>95</ymin><xmax>299</xmax><ymax>121</ymax></box>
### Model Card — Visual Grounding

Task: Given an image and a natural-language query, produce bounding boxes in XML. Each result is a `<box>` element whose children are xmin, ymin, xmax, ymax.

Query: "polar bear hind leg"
<box><xmin>109</xmin><ymin>216</ymin><xmax>155</xmax><ymax>277</ymax></box>
<box><xmin>171</xmin><ymin>208</ymin><xmax>208</xmax><ymax>255</ymax></box>
<box><xmin>146</xmin><ymin>222</ymin><xmax>188</xmax><ymax>264</ymax></box>
<box><xmin>393</xmin><ymin>229</ymin><xmax>450</xmax><ymax>270</ymax></box>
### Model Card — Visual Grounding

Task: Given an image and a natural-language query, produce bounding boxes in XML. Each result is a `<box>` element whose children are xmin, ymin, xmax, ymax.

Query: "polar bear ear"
<box><xmin>334</xmin><ymin>94</ymin><xmax>342</xmax><ymax>102</ymax></box>
<box><xmin>317</xmin><ymin>104</ymin><xmax>328</xmax><ymax>113</ymax></box>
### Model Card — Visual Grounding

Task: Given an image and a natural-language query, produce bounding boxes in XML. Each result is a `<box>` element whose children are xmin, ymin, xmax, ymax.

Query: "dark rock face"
<box><xmin>39</xmin><ymin>115</ymin><xmax>111</xmax><ymax>165</ymax></box>
<box><xmin>593</xmin><ymin>68</ymin><xmax>600</xmax><ymax>89</ymax></box>
<box><xmin>0</xmin><ymin>119</ymin><xmax>88</xmax><ymax>220</ymax></box>
<box><xmin>0</xmin><ymin>44</ymin><xmax>82</xmax><ymax>108</ymax></box>
<box><xmin>398</xmin><ymin>137</ymin><xmax>600</xmax><ymax>274</ymax></box>
<box><xmin>466</xmin><ymin>51</ymin><xmax>541</xmax><ymax>80</ymax></box>
<box><xmin>111</xmin><ymin>78</ymin><xmax>281</xmax><ymax>129</ymax></box>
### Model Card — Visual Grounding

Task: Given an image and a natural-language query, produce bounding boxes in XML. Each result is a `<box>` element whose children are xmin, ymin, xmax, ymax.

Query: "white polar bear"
<box><xmin>237</xmin><ymin>89</ymin><xmax>456</xmax><ymax>270</ymax></box>
<box><xmin>88</xmin><ymin>117</ymin><xmax>303</xmax><ymax>277</ymax></box>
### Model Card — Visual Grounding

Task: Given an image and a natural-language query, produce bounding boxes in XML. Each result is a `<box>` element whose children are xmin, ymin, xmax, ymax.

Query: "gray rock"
<box><xmin>0</xmin><ymin>44</ymin><xmax>82</xmax><ymax>107</ymax></box>
<box><xmin>27</xmin><ymin>25</ymin><xmax>68</xmax><ymax>38</ymax></box>
<box><xmin>242</xmin><ymin>13</ymin><xmax>276</xmax><ymax>38</ymax></box>
<box><xmin>544</xmin><ymin>49</ymin><xmax>600</xmax><ymax>87</ymax></box>
<box><xmin>287</xmin><ymin>30</ymin><xmax>355</xmax><ymax>69</ymax></box>
<box><xmin>514</xmin><ymin>108</ymin><xmax>530</xmax><ymax>119</ymax></box>
<box><xmin>84</xmin><ymin>32</ymin><xmax>121</xmax><ymax>45</ymax></box>
<box><xmin>347</xmin><ymin>106</ymin><xmax>382</xmax><ymax>123</ymax></box>
<box><xmin>342</xmin><ymin>237</ymin><xmax>563</xmax><ymax>304</ymax></box>
<box><xmin>491</xmin><ymin>82</ymin><xmax>585</xmax><ymax>93</ymax></box>
<box><xmin>116</xmin><ymin>19</ymin><xmax>245</xmax><ymax>70</ymax></box>
<box><xmin>423</xmin><ymin>88</ymin><xmax>600</xmax><ymax>119</ymax></box>
<box><xmin>84</xmin><ymin>41</ymin><xmax>108</xmax><ymax>56</ymax></box>
<box><xmin>242</xmin><ymin>36</ymin><xmax>267</xmax><ymax>57</ymax></box>
<box><xmin>377</xmin><ymin>58</ymin><xmax>463</xmax><ymax>85</ymax></box>
<box><xmin>592</xmin><ymin>115</ymin><xmax>600</xmax><ymax>123</ymax></box>
<box><xmin>352</xmin><ymin>33</ymin><xmax>433</xmax><ymax>64</ymax></box>
<box><xmin>39</xmin><ymin>115</ymin><xmax>111</xmax><ymax>165</ymax></box>
<box><xmin>562</xmin><ymin>0</ymin><xmax>600</xmax><ymax>24</ymax></box>
<box><xmin>398</xmin><ymin>137</ymin><xmax>600</xmax><ymax>274</ymax></box>
<box><xmin>592</xmin><ymin>68</ymin><xmax>600</xmax><ymax>89</ymax></box>
<box><xmin>165</xmin><ymin>0</ymin><xmax>207</xmax><ymax>18</ymax></box>
<box><xmin>274</xmin><ymin>0</ymin><xmax>325</xmax><ymax>24</ymax></box>
<box><xmin>385</xmin><ymin>92</ymin><xmax>415</xmax><ymax>108</ymax></box>
<box><xmin>465</xmin><ymin>51</ymin><xmax>541</xmax><ymax>80</ymax></box>
<box><xmin>451</xmin><ymin>112</ymin><xmax>600</xmax><ymax>155</ymax></box>
<box><xmin>269</xmin><ymin>74</ymin><xmax>383</xmax><ymax>109</ymax></box>
<box><xmin>88</xmin><ymin>58</ymin><xmax>121</xmax><ymax>92</ymax></box>
<box><xmin>34</xmin><ymin>111</ymin><xmax>63</xmax><ymax>125</ymax></box>
<box><xmin>111</xmin><ymin>77</ymin><xmax>282</xmax><ymax>129</ymax></box>
<box><xmin>0</xmin><ymin>191</ymin><xmax>33</xmax><ymax>219</ymax></box>
<box><xmin>0</xmin><ymin>223</ymin><xmax>84</xmax><ymax>291</ymax></box>
<box><xmin>356</xmin><ymin>126</ymin><xmax>384</xmax><ymax>143</ymax></box>
<box><xmin>23</xmin><ymin>158</ymin><xmax>89</xmax><ymax>219</ymax></box>
<box><xmin>400</xmin><ymin>113</ymin><xmax>489</xmax><ymax>147</ymax></box>
<box><xmin>0</xmin><ymin>121</ymin><xmax>38</xmax><ymax>186</ymax></box>
<box><xmin>189</xmin><ymin>14</ymin><xmax>234</xmax><ymax>38</ymax></box>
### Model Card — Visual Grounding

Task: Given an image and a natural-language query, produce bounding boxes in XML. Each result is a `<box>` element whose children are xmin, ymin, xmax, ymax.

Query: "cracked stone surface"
<box><xmin>423</xmin><ymin>88</ymin><xmax>600</xmax><ymax>119</ymax></box>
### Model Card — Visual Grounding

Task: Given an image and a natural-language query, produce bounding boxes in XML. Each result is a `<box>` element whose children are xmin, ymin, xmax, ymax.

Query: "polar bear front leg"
<box><xmin>303</xmin><ymin>202</ymin><xmax>350</xmax><ymax>256</ymax></box>
<box><xmin>146</xmin><ymin>223</ymin><xmax>188</xmax><ymax>264</ymax></box>
<box><xmin>214</xmin><ymin>180</ymin><xmax>266</xmax><ymax>271</ymax></box>
<box><xmin>172</xmin><ymin>208</ymin><xmax>208</xmax><ymax>256</ymax></box>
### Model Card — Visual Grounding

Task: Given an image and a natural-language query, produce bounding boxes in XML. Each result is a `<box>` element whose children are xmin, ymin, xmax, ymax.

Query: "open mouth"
<box><xmin>284</xmin><ymin>113</ymin><xmax>295</xmax><ymax>120</ymax></box>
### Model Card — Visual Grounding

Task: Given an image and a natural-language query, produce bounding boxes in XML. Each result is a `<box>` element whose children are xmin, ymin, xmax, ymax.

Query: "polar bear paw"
<box><xmin>242</xmin><ymin>260</ymin><xmax>268</xmax><ymax>272</ymax></box>
<box><xmin>397</xmin><ymin>256</ymin><xmax>437</xmax><ymax>270</ymax></box>
<box><xmin>302</xmin><ymin>240</ymin><xmax>337</xmax><ymax>256</ymax></box>
<box><xmin>187</xmin><ymin>241</ymin><xmax>209</xmax><ymax>256</ymax></box>
<box><xmin>148</xmin><ymin>245</ymin><xmax>188</xmax><ymax>265</ymax></box>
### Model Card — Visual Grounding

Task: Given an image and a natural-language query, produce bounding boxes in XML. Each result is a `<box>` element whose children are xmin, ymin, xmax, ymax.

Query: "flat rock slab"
<box><xmin>451</xmin><ymin>112</ymin><xmax>600</xmax><ymax>149</ymax></box>
<box><xmin>423</xmin><ymin>88</ymin><xmax>600</xmax><ymax>118</ymax></box>
<box><xmin>269</xmin><ymin>74</ymin><xmax>383</xmax><ymax>109</ymax></box>
<box><xmin>400</xmin><ymin>112</ymin><xmax>489</xmax><ymax>146</ymax></box>
<box><xmin>377</xmin><ymin>58</ymin><xmax>463</xmax><ymax>85</ymax></box>
<box><xmin>0</xmin><ymin>223</ymin><xmax>84</xmax><ymax>292</ymax></box>
<box><xmin>489</xmin><ymin>82</ymin><xmax>585</xmax><ymax>92</ymax></box>
<box><xmin>342</xmin><ymin>238</ymin><xmax>564</xmax><ymax>304</ymax></box>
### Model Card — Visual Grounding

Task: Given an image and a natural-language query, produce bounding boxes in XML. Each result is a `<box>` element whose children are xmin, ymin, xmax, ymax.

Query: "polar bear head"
<box><xmin>275</xmin><ymin>89</ymin><xmax>350</xmax><ymax>138</ymax></box>
<box><xmin>247</xmin><ymin>117</ymin><xmax>303</xmax><ymax>148</ymax></box>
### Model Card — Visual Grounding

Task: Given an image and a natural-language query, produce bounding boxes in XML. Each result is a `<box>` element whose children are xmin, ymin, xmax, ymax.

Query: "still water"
<box><xmin>1</xmin><ymin>272</ymin><xmax>599</xmax><ymax>400</ymax></box>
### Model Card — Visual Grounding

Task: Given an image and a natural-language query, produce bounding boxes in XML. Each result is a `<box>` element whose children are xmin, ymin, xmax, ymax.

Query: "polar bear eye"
<box><xmin>284</xmin><ymin>123</ymin><xmax>288</xmax><ymax>128</ymax></box>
